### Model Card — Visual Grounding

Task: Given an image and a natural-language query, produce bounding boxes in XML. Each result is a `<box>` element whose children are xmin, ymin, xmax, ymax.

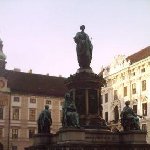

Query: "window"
<box><xmin>142</xmin><ymin>124</ymin><xmax>147</xmax><ymax>131</ymax></box>
<box><xmin>30</xmin><ymin>98</ymin><xmax>36</xmax><ymax>103</ymax></box>
<box><xmin>13</xmin><ymin>97</ymin><xmax>20</xmax><ymax>102</ymax></box>
<box><xmin>132</xmin><ymin>72</ymin><xmax>135</xmax><ymax>76</ymax></box>
<box><xmin>12</xmin><ymin>146</ymin><xmax>17</xmax><ymax>150</ymax></box>
<box><xmin>114</xmin><ymin>106</ymin><xmax>119</xmax><ymax>123</ymax></box>
<box><xmin>124</xmin><ymin>86</ymin><xmax>127</xmax><ymax>97</ymax></box>
<box><xmin>29</xmin><ymin>108</ymin><xmax>36</xmax><ymax>121</ymax></box>
<box><xmin>142</xmin><ymin>103</ymin><xmax>147</xmax><ymax>116</ymax></box>
<box><xmin>0</xmin><ymin>107</ymin><xmax>3</xmax><ymax>120</ymax></box>
<box><xmin>132</xmin><ymin>83</ymin><xmax>136</xmax><ymax>94</ymax></box>
<box><xmin>133</xmin><ymin>105</ymin><xmax>137</xmax><ymax>114</ymax></box>
<box><xmin>105</xmin><ymin>112</ymin><xmax>108</xmax><ymax>122</ymax></box>
<box><xmin>0</xmin><ymin>128</ymin><xmax>3</xmax><ymax>138</ymax></box>
<box><xmin>114</xmin><ymin>90</ymin><xmax>118</xmax><ymax>100</ymax></box>
<box><xmin>105</xmin><ymin>93</ymin><xmax>108</xmax><ymax>103</ymax></box>
<box><xmin>141</xmin><ymin>68</ymin><xmax>145</xmax><ymax>73</ymax></box>
<box><xmin>12</xmin><ymin>107</ymin><xmax>19</xmax><ymax>120</ymax></box>
<box><xmin>101</xmin><ymin>95</ymin><xmax>103</xmax><ymax>104</ymax></box>
<box><xmin>12</xmin><ymin>129</ymin><xmax>18</xmax><ymax>139</ymax></box>
<box><xmin>46</xmin><ymin>100</ymin><xmax>51</xmax><ymax>105</ymax></box>
<box><xmin>29</xmin><ymin>128</ymin><xmax>35</xmax><ymax>138</ymax></box>
<box><xmin>142</xmin><ymin>80</ymin><xmax>146</xmax><ymax>91</ymax></box>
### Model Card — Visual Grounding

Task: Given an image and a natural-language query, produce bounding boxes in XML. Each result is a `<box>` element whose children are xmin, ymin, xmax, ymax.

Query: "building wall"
<box><xmin>0</xmin><ymin>87</ymin><xmax>64</xmax><ymax>150</ymax></box>
<box><xmin>0</xmin><ymin>76</ymin><xmax>11</xmax><ymax>150</ymax></box>
<box><xmin>0</xmin><ymin>92</ymin><xmax>10</xmax><ymax>150</ymax></box>
<box><xmin>101</xmin><ymin>55</ymin><xmax>150</xmax><ymax>143</ymax></box>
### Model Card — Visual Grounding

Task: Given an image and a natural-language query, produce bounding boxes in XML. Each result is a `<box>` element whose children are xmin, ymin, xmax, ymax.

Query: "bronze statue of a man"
<box><xmin>120</xmin><ymin>101</ymin><xmax>142</xmax><ymax>131</ymax></box>
<box><xmin>74</xmin><ymin>25</ymin><xmax>93</xmax><ymax>69</ymax></box>
<box><xmin>62</xmin><ymin>92</ymin><xmax>80</xmax><ymax>128</ymax></box>
<box><xmin>37</xmin><ymin>105</ymin><xmax>52</xmax><ymax>133</ymax></box>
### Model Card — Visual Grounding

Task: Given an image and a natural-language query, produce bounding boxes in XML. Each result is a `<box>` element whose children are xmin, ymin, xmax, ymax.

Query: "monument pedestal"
<box><xmin>33</xmin><ymin>133</ymin><xmax>52</xmax><ymax>146</ymax></box>
<box><xmin>57</xmin><ymin>128</ymin><xmax>85</xmax><ymax>144</ymax></box>
<box><xmin>65</xmin><ymin>70</ymin><xmax>107</xmax><ymax>129</ymax></box>
<box><xmin>119</xmin><ymin>131</ymin><xmax>147</xmax><ymax>144</ymax></box>
<box><xmin>25</xmin><ymin>129</ymin><xmax>150</xmax><ymax>150</ymax></box>
<box><xmin>55</xmin><ymin>128</ymin><xmax>147</xmax><ymax>145</ymax></box>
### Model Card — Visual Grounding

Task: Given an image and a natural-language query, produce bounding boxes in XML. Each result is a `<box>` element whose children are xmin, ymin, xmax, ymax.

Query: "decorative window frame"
<box><xmin>11</xmin><ymin>128</ymin><xmax>20</xmax><ymax>139</ymax></box>
<box><xmin>45</xmin><ymin>98</ymin><xmax>52</xmax><ymax>110</ymax></box>
<box><xmin>28</xmin><ymin>108</ymin><xmax>36</xmax><ymax>121</ymax></box>
<box><xmin>11</xmin><ymin>96</ymin><xmax>21</xmax><ymax>107</ymax></box>
<box><xmin>12</xmin><ymin>106</ymin><xmax>20</xmax><ymax>120</ymax></box>
<box><xmin>28</xmin><ymin>96</ymin><xmax>37</xmax><ymax>108</ymax></box>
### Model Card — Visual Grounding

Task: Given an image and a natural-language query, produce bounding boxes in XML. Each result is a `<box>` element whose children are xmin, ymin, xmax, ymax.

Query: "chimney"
<box><xmin>28</xmin><ymin>69</ymin><xmax>32</xmax><ymax>73</ymax></box>
<box><xmin>14</xmin><ymin>68</ymin><xmax>21</xmax><ymax>72</ymax></box>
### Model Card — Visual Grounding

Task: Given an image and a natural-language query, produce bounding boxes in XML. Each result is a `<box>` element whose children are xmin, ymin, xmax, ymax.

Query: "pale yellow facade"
<box><xmin>0</xmin><ymin>82</ymin><xmax>64</xmax><ymax>150</ymax></box>
<box><xmin>101</xmin><ymin>54</ymin><xmax>150</xmax><ymax>143</ymax></box>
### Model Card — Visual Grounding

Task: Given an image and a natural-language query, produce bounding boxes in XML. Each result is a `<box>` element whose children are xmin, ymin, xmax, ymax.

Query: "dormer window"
<box><xmin>141</xmin><ymin>68</ymin><xmax>145</xmax><ymax>73</ymax></box>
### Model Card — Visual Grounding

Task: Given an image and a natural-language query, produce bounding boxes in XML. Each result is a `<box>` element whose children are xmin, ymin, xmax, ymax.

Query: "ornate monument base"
<box><xmin>25</xmin><ymin>130</ymin><xmax>150</xmax><ymax>150</ymax></box>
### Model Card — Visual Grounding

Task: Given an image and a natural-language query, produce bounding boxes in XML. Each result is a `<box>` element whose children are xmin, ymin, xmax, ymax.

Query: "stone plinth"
<box><xmin>119</xmin><ymin>131</ymin><xmax>147</xmax><ymax>144</ymax></box>
<box><xmin>85</xmin><ymin>129</ymin><xmax>118</xmax><ymax>144</ymax></box>
<box><xmin>53</xmin><ymin>128</ymin><xmax>147</xmax><ymax>145</ymax></box>
<box><xmin>24</xmin><ymin>129</ymin><xmax>150</xmax><ymax>150</ymax></box>
<box><xmin>57</xmin><ymin>128</ymin><xmax>85</xmax><ymax>143</ymax></box>
<box><xmin>33</xmin><ymin>133</ymin><xmax>52</xmax><ymax>146</ymax></box>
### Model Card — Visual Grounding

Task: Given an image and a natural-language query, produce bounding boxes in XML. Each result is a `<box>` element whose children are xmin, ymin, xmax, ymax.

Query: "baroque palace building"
<box><xmin>0</xmin><ymin>39</ymin><xmax>66</xmax><ymax>150</ymax></box>
<box><xmin>101</xmin><ymin>46</ymin><xmax>150</xmax><ymax>143</ymax></box>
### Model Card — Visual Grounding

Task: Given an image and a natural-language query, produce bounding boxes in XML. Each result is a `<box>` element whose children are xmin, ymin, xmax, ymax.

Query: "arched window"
<box><xmin>114</xmin><ymin>106</ymin><xmax>119</xmax><ymax>123</ymax></box>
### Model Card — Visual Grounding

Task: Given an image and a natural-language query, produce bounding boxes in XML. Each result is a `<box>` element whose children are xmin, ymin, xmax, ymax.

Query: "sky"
<box><xmin>0</xmin><ymin>0</ymin><xmax>150</xmax><ymax>77</ymax></box>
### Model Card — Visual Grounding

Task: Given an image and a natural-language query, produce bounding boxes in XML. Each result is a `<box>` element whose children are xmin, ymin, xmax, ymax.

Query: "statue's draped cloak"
<box><xmin>74</xmin><ymin>31</ymin><xmax>93</xmax><ymax>68</ymax></box>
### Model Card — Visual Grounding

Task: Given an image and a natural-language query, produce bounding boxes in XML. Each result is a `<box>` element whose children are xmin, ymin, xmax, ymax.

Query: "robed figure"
<box><xmin>74</xmin><ymin>25</ymin><xmax>93</xmax><ymax>69</ymax></box>
<box><xmin>120</xmin><ymin>101</ymin><xmax>142</xmax><ymax>131</ymax></box>
<box><xmin>37</xmin><ymin>105</ymin><xmax>52</xmax><ymax>133</ymax></box>
<box><xmin>62</xmin><ymin>92</ymin><xmax>80</xmax><ymax>128</ymax></box>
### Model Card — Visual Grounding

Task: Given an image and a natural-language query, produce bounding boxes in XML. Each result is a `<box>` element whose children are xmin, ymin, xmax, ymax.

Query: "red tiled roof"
<box><xmin>127</xmin><ymin>46</ymin><xmax>150</xmax><ymax>64</ymax></box>
<box><xmin>1</xmin><ymin>70</ymin><xmax>67</xmax><ymax>97</ymax></box>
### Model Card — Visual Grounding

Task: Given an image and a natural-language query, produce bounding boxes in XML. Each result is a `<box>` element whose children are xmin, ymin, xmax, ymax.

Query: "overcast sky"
<box><xmin>0</xmin><ymin>0</ymin><xmax>150</xmax><ymax>77</ymax></box>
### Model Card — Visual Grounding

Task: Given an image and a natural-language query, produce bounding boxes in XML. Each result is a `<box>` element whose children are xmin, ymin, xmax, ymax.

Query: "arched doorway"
<box><xmin>114</xmin><ymin>106</ymin><xmax>119</xmax><ymax>123</ymax></box>
<box><xmin>0</xmin><ymin>143</ymin><xmax>3</xmax><ymax>150</ymax></box>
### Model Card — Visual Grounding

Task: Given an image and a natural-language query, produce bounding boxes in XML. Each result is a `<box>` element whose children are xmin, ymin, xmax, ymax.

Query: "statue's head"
<box><xmin>65</xmin><ymin>92</ymin><xmax>70</xmax><ymax>100</ymax></box>
<box><xmin>80</xmin><ymin>25</ymin><xmax>85</xmax><ymax>31</ymax></box>
<box><xmin>125</xmin><ymin>101</ymin><xmax>130</xmax><ymax>106</ymax></box>
<box><xmin>45</xmin><ymin>105</ymin><xmax>49</xmax><ymax>110</ymax></box>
